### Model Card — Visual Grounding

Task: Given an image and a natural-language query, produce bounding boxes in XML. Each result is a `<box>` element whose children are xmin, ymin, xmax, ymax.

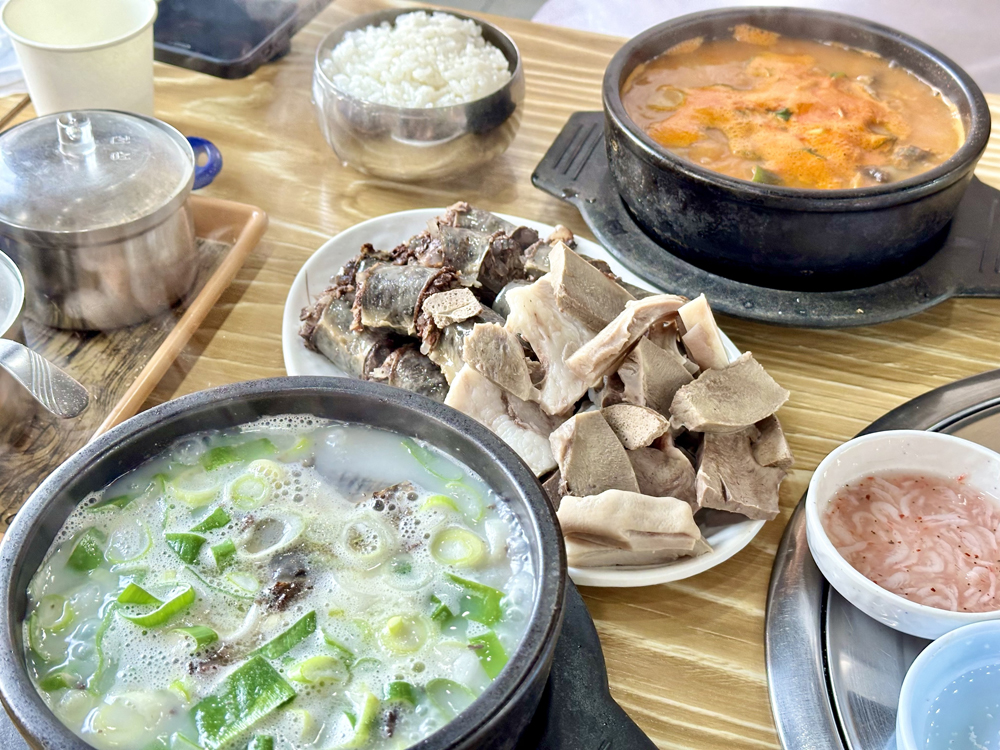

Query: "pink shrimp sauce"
<box><xmin>822</xmin><ymin>471</ymin><xmax>1000</xmax><ymax>613</ymax></box>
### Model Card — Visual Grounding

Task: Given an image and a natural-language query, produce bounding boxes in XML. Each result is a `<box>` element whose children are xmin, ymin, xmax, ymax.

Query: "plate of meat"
<box><xmin>282</xmin><ymin>203</ymin><xmax>793</xmax><ymax>586</ymax></box>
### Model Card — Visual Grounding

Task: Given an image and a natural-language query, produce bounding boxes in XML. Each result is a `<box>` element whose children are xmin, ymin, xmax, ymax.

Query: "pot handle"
<box><xmin>187</xmin><ymin>137</ymin><xmax>223</xmax><ymax>190</ymax></box>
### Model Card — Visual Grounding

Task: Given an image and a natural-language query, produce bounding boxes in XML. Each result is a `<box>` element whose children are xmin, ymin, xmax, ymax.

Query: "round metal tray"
<box><xmin>765</xmin><ymin>368</ymin><xmax>1000</xmax><ymax>750</ymax></box>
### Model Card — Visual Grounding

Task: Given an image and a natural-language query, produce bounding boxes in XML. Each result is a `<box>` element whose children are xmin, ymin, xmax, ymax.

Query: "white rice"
<box><xmin>322</xmin><ymin>11</ymin><xmax>512</xmax><ymax>108</ymax></box>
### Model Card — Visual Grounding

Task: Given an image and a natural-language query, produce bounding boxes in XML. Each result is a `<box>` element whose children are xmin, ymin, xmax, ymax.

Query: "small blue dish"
<box><xmin>897</xmin><ymin>620</ymin><xmax>1000</xmax><ymax>750</ymax></box>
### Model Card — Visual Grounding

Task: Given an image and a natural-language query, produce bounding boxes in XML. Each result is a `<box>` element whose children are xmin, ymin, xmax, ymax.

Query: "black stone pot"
<box><xmin>603</xmin><ymin>7</ymin><xmax>992</xmax><ymax>291</ymax></box>
<box><xmin>0</xmin><ymin>377</ymin><xmax>566</xmax><ymax>750</ymax></box>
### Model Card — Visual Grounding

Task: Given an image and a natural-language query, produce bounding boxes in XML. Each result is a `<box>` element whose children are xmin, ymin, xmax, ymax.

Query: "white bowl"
<box><xmin>805</xmin><ymin>429</ymin><xmax>1000</xmax><ymax>639</ymax></box>
<box><xmin>897</xmin><ymin>620</ymin><xmax>1000</xmax><ymax>750</ymax></box>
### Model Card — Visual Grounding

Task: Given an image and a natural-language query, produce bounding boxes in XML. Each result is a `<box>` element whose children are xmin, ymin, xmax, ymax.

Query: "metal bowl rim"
<box><xmin>0</xmin><ymin>249</ymin><xmax>23</xmax><ymax>337</ymax></box>
<box><xmin>602</xmin><ymin>6</ymin><xmax>992</xmax><ymax>207</ymax></box>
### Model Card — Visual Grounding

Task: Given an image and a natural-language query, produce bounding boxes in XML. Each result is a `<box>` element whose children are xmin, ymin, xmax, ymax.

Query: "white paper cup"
<box><xmin>1</xmin><ymin>0</ymin><xmax>157</xmax><ymax>116</ymax></box>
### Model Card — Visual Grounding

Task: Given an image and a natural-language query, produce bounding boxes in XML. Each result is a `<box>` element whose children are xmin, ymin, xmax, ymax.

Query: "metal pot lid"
<box><xmin>0</xmin><ymin>110</ymin><xmax>193</xmax><ymax>238</ymax></box>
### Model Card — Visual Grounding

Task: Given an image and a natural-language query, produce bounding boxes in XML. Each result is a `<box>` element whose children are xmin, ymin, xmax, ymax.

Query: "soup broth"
<box><xmin>622</xmin><ymin>25</ymin><xmax>965</xmax><ymax>189</ymax></box>
<box><xmin>23</xmin><ymin>416</ymin><xmax>534</xmax><ymax>750</ymax></box>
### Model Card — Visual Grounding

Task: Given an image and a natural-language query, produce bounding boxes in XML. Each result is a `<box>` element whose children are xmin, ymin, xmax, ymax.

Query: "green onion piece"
<box><xmin>253</xmin><ymin>611</ymin><xmax>316</xmax><ymax>660</ymax></box>
<box><xmin>430</xmin><ymin>595</ymin><xmax>454</xmax><ymax>626</ymax></box>
<box><xmin>36</xmin><ymin>594</ymin><xmax>74</xmax><ymax>632</ymax></box>
<box><xmin>189</xmin><ymin>507</ymin><xmax>231</xmax><ymax>533</ymax></box>
<box><xmin>67</xmin><ymin>528</ymin><xmax>106</xmax><ymax>571</ymax></box>
<box><xmin>751</xmin><ymin>166</ymin><xmax>782</xmax><ymax>185</ymax></box>
<box><xmin>193</xmin><ymin>656</ymin><xmax>295</xmax><ymax>750</ymax></box>
<box><xmin>385</xmin><ymin>680</ymin><xmax>417</xmax><ymax>706</ymax></box>
<box><xmin>89</xmin><ymin>475</ymin><xmax>166</xmax><ymax>512</ymax></box>
<box><xmin>183</xmin><ymin>566</ymin><xmax>255</xmax><ymax>602</ymax></box>
<box><xmin>425</xmin><ymin>679</ymin><xmax>475</xmax><ymax>720</ymax></box>
<box><xmin>172</xmin><ymin>626</ymin><xmax>219</xmax><ymax>652</ymax></box>
<box><xmin>804</xmin><ymin>147</ymin><xmax>826</xmax><ymax>160</ymax></box>
<box><xmin>378</xmin><ymin>615</ymin><xmax>430</xmax><ymax>655</ymax></box>
<box><xmin>106</xmin><ymin>520</ymin><xmax>153</xmax><ymax>564</ymax></box>
<box><xmin>830</xmin><ymin>71</ymin><xmax>846</xmax><ymax>78</ymax></box>
<box><xmin>287</xmin><ymin>654</ymin><xmax>348</xmax><ymax>685</ymax></box>
<box><xmin>402</xmin><ymin>438</ymin><xmax>463</xmax><ymax>481</ymax></box>
<box><xmin>166</xmin><ymin>533</ymin><xmax>207</xmax><ymax>565</ymax></box>
<box><xmin>168</xmin><ymin>679</ymin><xmax>193</xmax><ymax>703</ymax></box>
<box><xmin>224</xmin><ymin>571</ymin><xmax>259</xmax><ymax>595</ymax></box>
<box><xmin>122</xmin><ymin>585</ymin><xmax>195</xmax><ymax>628</ymax></box>
<box><xmin>447</xmin><ymin>574</ymin><xmax>504</xmax><ymax>625</ymax></box>
<box><xmin>38</xmin><ymin>670</ymin><xmax>82</xmax><ymax>692</ymax></box>
<box><xmin>117</xmin><ymin>583</ymin><xmax>163</xmax><ymax>605</ymax></box>
<box><xmin>420</xmin><ymin>495</ymin><xmax>459</xmax><ymax>513</ymax></box>
<box><xmin>229</xmin><ymin>474</ymin><xmax>272</xmax><ymax>510</ymax></box>
<box><xmin>248</xmin><ymin>736</ymin><xmax>274</xmax><ymax>750</ymax></box>
<box><xmin>210</xmin><ymin>539</ymin><xmax>237</xmax><ymax>570</ymax></box>
<box><xmin>430</xmin><ymin>527</ymin><xmax>486</xmax><ymax>568</ymax></box>
<box><xmin>169</xmin><ymin>733</ymin><xmax>203</xmax><ymax>750</ymax></box>
<box><xmin>469</xmin><ymin>631</ymin><xmax>508</xmax><ymax>679</ymax></box>
<box><xmin>338</xmin><ymin>692</ymin><xmax>379</xmax><ymax>748</ymax></box>
<box><xmin>321</xmin><ymin>631</ymin><xmax>356</xmax><ymax>666</ymax></box>
<box><xmin>200</xmin><ymin>438</ymin><xmax>276</xmax><ymax>472</ymax></box>
<box><xmin>443</xmin><ymin>480</ymin><xmax>485</xmax><ymax>522</ymax></box>
<box><xmin>278</xmin><ymin>436</ymin><xmax>312</xmax><ymax>462</ymax></box>
<box><xmin>169</xmin><ymin>469</ymin><xmax>222</xmax><ymax>508</ymax></box>
<box><xmin>774</xmin><ymin>107</ymin><xmax>792</xmax><ymax>121</ymax></box>
<box><xmin>88</xmin><ymin>603</ymin><xmax>120</xmax><ymax>692</ymax></box>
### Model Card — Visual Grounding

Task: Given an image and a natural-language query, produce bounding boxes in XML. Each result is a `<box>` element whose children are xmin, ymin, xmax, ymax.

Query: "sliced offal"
<box><xmin>696</xmin><ymin>426</ymin><xmax>786</xmax><ymax>520</ymax></box>
<box><xmin>299</xmin><ymin>292</ymin><xmax>393</xmax><ymax>379</ymax></box>
<box><xmin>549</xmin><ymin>411</ymin><xmax>639</xmax><ymax>497</ymax></box>
<box><xmin>678</xmin><ymin>293</ymin><xmax>730</xmax><ymax>371</ymax></box>
<box><xmin>421</xmin><ymin>288</ymin><xmax>482</xmax><ymax>329</ymax></box>
<box><xmin>628</xmin><ymin>444</ymin><xmax>697</xmax><ymax>509</ymax></box>
<box><xmin>461</xmin><ymin>322</ymin><xmax>539</xmax><ymax>403</ymax></box>
<box><xmin>618</xmin><ymin>338</ymin><xmax>694</xmax><ymax>414</ymax></box>
<box><xmin>423</xmin><ymin>308</ymin><xmax>504</xmax><ymax>384</ymax></box>
<box><xmin>549</xmin><ymin>241</ymin><xmax>635</xmax><ymax>331</ymax></box>
<box><xmin>445</xmin><ymin>365</ymin><xmax>562</xmax><ymax>476</ymax></box>
<box><xmin>369</xmin><ymin>345</ymin><xmax>449</xmax><ymax>403</ymax></box>
<box><xmin>353</xmin><ymin>263</ymin><xmax>456</xmax><ymax>336</ymax></box>
<box><xmin>601</xmin><ymin>403</ymin><xmax>670</xmax><ymax>450</ymax></box>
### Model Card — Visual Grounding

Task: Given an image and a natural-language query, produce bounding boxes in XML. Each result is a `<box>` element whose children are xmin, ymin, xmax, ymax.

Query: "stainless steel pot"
<box><xmin>0</xmin><ymin>251</ymin><xmax>32</xmax><ymax>442</ymax></box>
<box><xmin>0</xmin><ymin>111</ymin><xmax>223</xmax><ymax>330</ymax></box>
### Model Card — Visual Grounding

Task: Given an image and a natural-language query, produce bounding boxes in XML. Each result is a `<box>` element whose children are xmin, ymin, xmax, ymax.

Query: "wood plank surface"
<box><xmin>7</xmin><ymin>3</ymin><xmax>1000</xmax><ymax>748</ymax></box>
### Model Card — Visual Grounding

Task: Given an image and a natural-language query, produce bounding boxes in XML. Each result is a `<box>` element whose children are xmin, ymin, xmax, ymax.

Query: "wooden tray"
<box><xmin>0</xmin><ymin>195</ymin><xmax>267</xmax><ymax>533</ymax></box>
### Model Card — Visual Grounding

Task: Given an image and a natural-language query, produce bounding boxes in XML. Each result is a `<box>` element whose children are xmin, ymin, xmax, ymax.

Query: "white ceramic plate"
<box><xmin>282</xmin><ymin>209</ymin><xmax>765</xmax><ymax>588</ymax></box>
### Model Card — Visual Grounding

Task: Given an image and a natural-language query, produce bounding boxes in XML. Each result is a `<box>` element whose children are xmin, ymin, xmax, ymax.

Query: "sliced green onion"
<box><xmin>443</xmin><ymin>480</ymin><xmax>485</xmax><ymax>522</ymax></box>
<box><xmin>67</xmin><ymin>528</ymin><xmax>105</xmax><ymax>571</ymax></box>
<box><xmin>225</xmin><ymin>571</ymin><xmax>259</xmax><ymax>595</ymax></box>
<box><xmin>420</xmin><ymin>494</ymin><xmax>459</xmax><ymax>513</ymax></box>
<box><xmin>88</xmin><ymin>603</ymin><xmax>120</xmax><ymax>692</ymax></box>
<box><xmin>166</xmin><ymin>533</ymin><xmax>207</xmax><ymax>565</ymax></box>
<box><xmin>287</xmin><ymin>654</ymin><xmax>349</xmax><ymax>685</ymax></box>
<box><xmin>751</xmin><ymin>165</ymin><xmax>782</xmax><ymax>185</ymax></box>
<box><xmin>774</xmin><ymin>107</ymin><xmax>793</xmax><ymax>121</ymax></box>
<box><xmin>200</xmin><ymin>438</ymin><xmax>276</xmax><ymax>472</ymax></box>
<box><xmin>106</xmin><ymin>519</ymin><xmax>153</xmax><ymax>564</ymax></box>
<box><xmin>830</xmin><ymin>71</ymin><xmax>846</xmax><ymax>78</ymax></box>
<box><xmin>183</xmin><ymin>566</ymin><xmax>255</xmax><ymax>602</ymax></box>
<box><xmin>170</xmin><ymin>733</ymin><xmax>203</xmax><ymax>750</ymax></box>
<box><xmin>169</xmin><ymin>469</ymin><xmax>222</xmax><ymax>508</ymax></box>
<box><xmin>338</xmin><ymin>692</ymin><xmax>379</xmax><ymax>749</ymax></box>
<box><xmin>193</xmin><ymin>655</ymin><xmax>296</xmax><ymax>750</ymax></box>
<box><xmin>426</xmin><ymin>679</ymin><xmax>476</xmax><ymax>720</ymax></box>
<box><xmin>122</xmin><ymin>585</ymin><xmax>195</xmax><ymax>628</ymax></box>
<box><xmin>402</xmin><ymin>438</ymin><xmax>463</xmax><ymax>481</ymax></box>
<box><xmin>172</xmin><ymin>626</ymin><xmax>219</xmax><ymax>652</ymax></box>
<box><xmin>253</xmin><ymin>611</ymin><xmax>316</xmax><ymax>660</ymax></box>
<box><xmin>431</xmin><ymin>527</ymin><xmax>486</xmax><ymax>568</ymax></box>
<box><xmin>321</xmin><ymin>631</ymin><xmax>356</xmax><ymax>666</ymax></box>
<box><xmin>469</xmin><ymin>631</ymin><xmax>508</xmax><ymax>679</ymax></box>
<box><xmin>89</xmin><ymin>475</ymin><xmax>166</xmax><ymax>512</ymax></box>
<box><xmin>230</xmin><ymin>474</ymin><xmax>272</xmax><ymax>510</ymax></box>
<box><xmin>117</xmin><ymin>583</ymin><xmax>162</xmax><ymax>606</ymax></box>
<box><xmin>292</xmin><ymin>708</ymin><xmax>320</xmax><ymax>742</ymax></box>
<box><xmin>278</xmin><ymin>436</ymin><xmax>312</xmax><ymax>462</ymax></box>
<box><xmin>248</xmin><ymin>737</ymin><xmax>274</xmax><ymax>750</ymax></box>
<box><xmin>378</xmin><ymin>614</ymin><xmax>430</xmax><ymax>655</ymax></box>
<box><xmin>340</xmin><ymin>514</ymin><xmax>392</xmax><ymax>567</ymax></box>
<box><xmin>189</xmin><ymin>507</ymin><xmax>231</xmax><ymax>533</ymax></box>
<box><xmin>243</xmin><ymin>513</ymin><xmax>304</xmax><ymax>560</ymax></box>
<box><xmin>448</xmin><ymin>574</ymin><xmax>504</xmax><ymax>626</ymax></box>
<box><xmin>430</xmin><ymin>594</ymin><xmax>454</xmax><ymax>626</ymax></box>
<box><xmin>36</xmin><ymin>594</ymin><xmax>74</xmax><ymax>632</ymax></box>
<box><xmin>385</xmin><ymin>680</ymin><xmax>417</xmax><ymax>706</ymax></box>
<box><xmin>211</xmin><ymin>539</ymin><xmax>237</xmax><ymax>569</ymax></box>
<box><xmin>38</xmin><ymin>669</ymin><xmax>82</xmax><ymax>692</ymax></box>
<box><xmin>168</xmin><ymin>679</ymin><xmax>194</xmax><ymax>703</ymax></box>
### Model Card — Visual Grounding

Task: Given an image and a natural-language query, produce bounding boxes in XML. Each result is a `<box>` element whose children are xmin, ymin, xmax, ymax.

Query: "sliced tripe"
<box><xmin>753</xmin><ymin>415</ymin><xmax>795</xmax><ymax>469</ymax></box>
<box><xmin>670</xmin><ymin>352</ymin><xmax>790</xmax><ymax>433</ymax></box>
<box><xmin>601</xmin><ymin>404</ymin><xmax>670</xmax><ymax>450</ymax></box>
<box><xmin>677</xmin><ymin>293</ymin><xmax>730</xmax><ymax>371</ymax></box>
<box><xmin>549</xmin><ymin>411</ymin><xmax>639</xmax><ymax>496</ymax></box>
<box><xmin>566</xmin><ymin>294</ymin><xmax>687</xmax><ymax>386</ymax></box>
<box><xmin>558</xmin><ymin>490</ymin><xmax>709</xmax><ymax>567</ymax></box>
<box><xmin>461</xmin><ymin>322</ymin><xmax>539</xmax><ymax>403</ymax></box>
<box><xmin>421</xmin><ymin>288</ymin><xmax>482</xmax><ymax>329</ymax></box>
<box><xmin>696</xmin><ymin>426</ymin><xmax>786</xmax><ymax>520</ymax></box>
<box><xmin>647</xmin><ymin>321</ymin><xmax>701</xmax><ymax>375</ymax></box>
<box><xmin>503</xmin><ymin>277</ymin><xmax>593</xmax><ymax>416</ymax></box>
<box><xmin>628</xmin><ymin>444</ymin><xmax>697</xmax><ymax>509</ymax></box>
<box><xmin>549</xmin><ymin>241</ymin><xmax>635</xmax><ymax>331</ymax></box>
<box><xmin>618</xmin><ymin>338</ymin><xmax>693</xmax><ymax>414</ymax></box>
<box><xmin>445</xmin><ymin>365</ymin><xmax>562</xmax><ymax>476</ymax></box>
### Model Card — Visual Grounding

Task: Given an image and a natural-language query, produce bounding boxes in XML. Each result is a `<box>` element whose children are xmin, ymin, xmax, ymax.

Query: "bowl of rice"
<box><xmin>313</xmin><ymin>9</ymin><xmax>524</xmax><ymax>181</ymax></box>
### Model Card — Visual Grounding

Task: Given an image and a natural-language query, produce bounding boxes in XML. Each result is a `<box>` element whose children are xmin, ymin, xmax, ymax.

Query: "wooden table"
<box><xmin>6</xmin><ymin>2</ymin><xmax>1000</xmax><ymax>747</ymax></box>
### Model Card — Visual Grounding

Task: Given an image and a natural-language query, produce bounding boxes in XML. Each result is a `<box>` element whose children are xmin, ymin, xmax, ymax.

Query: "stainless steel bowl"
<box><xmin>312</xmin><ymin>8</ymin><xmax>524</xmax><ymax>182</ymax></box>
<box><xmin>0</xmin><ymin>250</ymin><xmax>33</xmax><ymax>444</ymax></box>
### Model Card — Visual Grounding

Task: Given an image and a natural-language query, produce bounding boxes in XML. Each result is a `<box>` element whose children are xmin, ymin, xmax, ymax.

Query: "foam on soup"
<box><xmin>23</xmin><ymin>416</ymin><xmax>534</xmax><ymax>750</ymax></box>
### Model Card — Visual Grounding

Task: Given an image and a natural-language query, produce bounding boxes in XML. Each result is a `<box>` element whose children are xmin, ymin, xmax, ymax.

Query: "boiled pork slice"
<box><xmin>670</xmin><ymin>352</ymin><xmax>790</xmax><ymax>433</ymax></box>
<box><xmin>753</xmin><ymin>415</ymin><xmax>794</xmax><ymax>469</ymax></box>
<box><xmin>549</xmin><ymin>241</ymin><xmax>635</xmax><ymax>331</ymax></box>
<box><xmin>696</xmin><ymin>426</ymin><xmax>786</xmax><ymax>520</ymax></box>
<box><xmin>647</xmin><ymin>321</ymin><xmax>700</xmax><ymax>375</ymax></box>
<box><xmin>461</xmin><ymin>322</ymin><xmax>539</xmax><ymax>403</ymax></box>
<box><xmin>445</xmin><ymin>365</ymin><xmax>562</xmax><ymax>476</ymax></box>
<box><xmin>557</xmin><ymin>490</ymin><xmax>709</xmax><ymax>567</ymax></box>
<box><xmin>421</xmin><ymin>288</ymin><xmax>482</xmax><ymax>329</ymax></box>
<box><xmin>567</xmin><ymin>295</ymin><xmax>687</xmax><ymax>386</ymax></box>
<box><xmin>541</xmin><ymin>470</ymin><xmax>563</xmax><ymax>509</ymax></box>
<box><xmin>601</xmin><ymin>404</ymin><xmax>670</xmax><ymax>450</ymax></box>
<box><xmin>678</xmin><ymin>293</ymin><xmax>730</xmax><ymax>371</ymax></box>
<box><xmin>549</xmin><ymin>411</ymin><xmax>639</xmax><ymax>496</ymax></box>
<box><xmin>618</xmin><ymin>338</ymin><xmax>693</xmax><ymax>414</ymax></box>
<box><xmin>628</xmin><ymin>444</ymin><xmax>697</xmax><ymax>509</ymax></box>
<box><xmin>503</xmin><ymin>277</ymin><xmax>593</xmax><ymax>415</ymax></box>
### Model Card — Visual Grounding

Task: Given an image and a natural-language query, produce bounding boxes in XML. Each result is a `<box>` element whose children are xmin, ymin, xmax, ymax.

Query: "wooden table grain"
<box><xmin>7</xmin><ymin>3</ymin><xmax>1000</xmax><ymax>747</ymax></box>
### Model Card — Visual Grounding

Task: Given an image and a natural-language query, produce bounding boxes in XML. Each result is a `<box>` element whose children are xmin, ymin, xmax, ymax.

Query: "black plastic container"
<box><xmin>0</xmin><ymin>377</ymin><xmax>566</xmax><ymax>749</ymax></box>
<box><xmin>603</xmin><ymin>7</ymin><xmax>992</xmax><ymax>291</ymax></box>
